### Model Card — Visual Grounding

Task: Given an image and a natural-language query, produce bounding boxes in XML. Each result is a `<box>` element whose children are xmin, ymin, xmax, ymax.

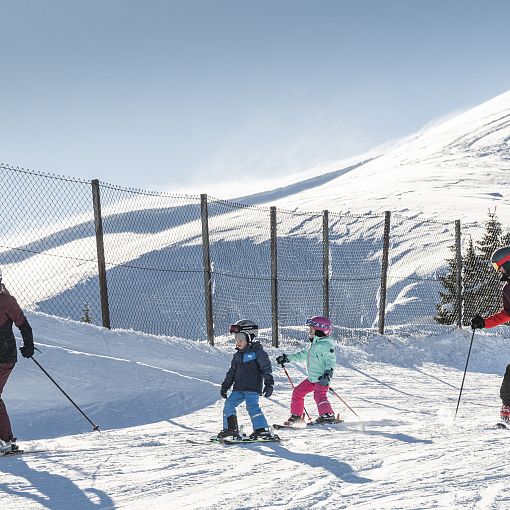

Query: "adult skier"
<box><xmin>471</xmin><ymin>246</ymin><xmax>510</xmax><ymax>426</ymax></box>
<box><xmin>276</xmin><ymin>316</ymin><xmax>340</xmax><ymax>425</ymax></box>
<box><xmin>218</xmin><ymin>319</ymin><xmax>276</xmax><ymax>440</ymax></box>
<box><xmin>0</xmin><ymin>268</ymin><xmax>34</xmax><ymax>453</ymax></box>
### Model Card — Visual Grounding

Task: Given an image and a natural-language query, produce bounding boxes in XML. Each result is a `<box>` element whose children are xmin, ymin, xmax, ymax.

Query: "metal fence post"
<box><xmin>91</xmin><ymin>179</ymin><xmax>111</xmax><ymax>329</ymax></box>
<box><xmin>455</xmin><ymin>220</ymin><xmax>463</xmax><ymax>328</ymax></box>
<box><xmin>201</xmin><ymin>194</ymin><xmax>214</xmax><ymax>345</ymax></box>
<box><xmin>270</xmin><ymin>207</ymin><xmax>279</xmax><ymax>348</ymax></box>
<box><xmin>323</xmin><ymin>210</ymin><xmax>330</xmax><ymax>318</ymax></box>
<box><xmin>378</xmin><ymin>211</ymin><xmax>391</xmax><ymax>334</ymax></box>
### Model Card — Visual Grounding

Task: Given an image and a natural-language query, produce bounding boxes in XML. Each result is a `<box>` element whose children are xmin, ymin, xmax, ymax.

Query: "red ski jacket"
<box><xmin>485</xmin><ymin>282</ymin><xmax>510</xmax><ymax>328</ymax></box>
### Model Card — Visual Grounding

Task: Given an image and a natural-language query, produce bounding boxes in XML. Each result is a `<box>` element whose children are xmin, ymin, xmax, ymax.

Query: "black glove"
<box><xmin>20</xmin><ymin>343</ymin><xmax>34</xmax><ymax>358</ymax></box>
<box><xmin>263</xmin><ymin>385</ymin><xmax>273</xmax><ymax>398</ymax></box>
<box><xmin>318</xmin><ymin>369</ymin><xmax>333</xmax><ymax>387</ymax></box>
<box><xmin>220</xmin><ymin>387</ymin><xmax>228</xmax><ymax>399</ymax></box>
<box><xmin>471</xmin><ymin>315</ymin><xmax>485</xmax><ymax>330</ymax></box>
<box><xmin>276</xmin><ymin>354</ymin><xmax>289</xmax><ymax>366</ymax></box>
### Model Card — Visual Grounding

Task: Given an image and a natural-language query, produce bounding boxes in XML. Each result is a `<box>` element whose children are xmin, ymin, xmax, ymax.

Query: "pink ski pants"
<box><xmin>290</xmin><ymin>378</ymin><xmax>334</xmax><ymax>416</ymax></box>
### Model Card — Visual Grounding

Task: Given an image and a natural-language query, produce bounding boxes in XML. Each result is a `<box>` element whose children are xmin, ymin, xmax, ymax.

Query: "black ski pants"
<box><xmin>500</xmin><ymin>364</ymin><xmax>510</xmax><ymax>406</ymax></box>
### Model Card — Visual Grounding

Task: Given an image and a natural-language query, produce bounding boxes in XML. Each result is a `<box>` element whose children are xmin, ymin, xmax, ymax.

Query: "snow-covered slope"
<box><xmin>246</xmin><ymin>90</ymin><xmax>510</xmax><ymax>223</ymax></box>
<box><xmin>3</xmin><ymin>313</ymin><xmax>510</xmax><ymax>509</ymax></box>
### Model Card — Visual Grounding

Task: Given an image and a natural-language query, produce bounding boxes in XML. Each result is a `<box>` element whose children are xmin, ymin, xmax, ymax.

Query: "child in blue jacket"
<box><xmin>218</xmin><ymin>319</ymin><xmax>275</xmax><ymax>439</ymax></box>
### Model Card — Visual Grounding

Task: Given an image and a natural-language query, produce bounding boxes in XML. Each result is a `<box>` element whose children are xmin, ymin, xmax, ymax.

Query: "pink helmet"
<box><xmin>305</xmin><ymin>316</ymin><xmax>333</xmax><ymax>336</ymax></box>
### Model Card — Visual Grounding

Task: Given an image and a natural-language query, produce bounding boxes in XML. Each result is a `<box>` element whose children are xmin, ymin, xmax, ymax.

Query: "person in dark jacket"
<box><xmin>471</xmin><ymin>246</ymin><xmax>510</xmax><ymax>426</ymax></box>
<box><xmin>218</xmin><ymin>319</ymin><xmax>275</xmax><ymax>440</ymax></box>
<box><xmin>0</xmin><ymin>268</ymin><xmax>34</xmax><ymax>453</ymax></box>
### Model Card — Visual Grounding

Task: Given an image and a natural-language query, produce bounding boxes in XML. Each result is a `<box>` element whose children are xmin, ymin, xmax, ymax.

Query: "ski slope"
<box><xmin>2</xmin><ymin>312</ymin><xmax>510</xmax><ymax>509</ymax></box>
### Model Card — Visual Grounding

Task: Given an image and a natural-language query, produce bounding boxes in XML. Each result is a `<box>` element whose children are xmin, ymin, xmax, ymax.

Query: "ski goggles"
<box><xmin>492</xmin><ymin>254</ymin><xmax>510</xmax><ymax>271</ymax></box>
<box><xmin>305</xmin><ymin>318</ymin><xmax>327</xmax><ymax>329</ymax></box>
<box><xmin>229</xmin><ymin>323</ymin><xmax>258</xmax><ymax>334</ymax></box>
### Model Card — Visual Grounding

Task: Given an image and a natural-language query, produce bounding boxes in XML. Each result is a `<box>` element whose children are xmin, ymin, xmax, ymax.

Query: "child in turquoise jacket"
<box><xmin>276</xmin><ymin>316</ymin><xmax>339</xmax><ymax>425</ymax></box>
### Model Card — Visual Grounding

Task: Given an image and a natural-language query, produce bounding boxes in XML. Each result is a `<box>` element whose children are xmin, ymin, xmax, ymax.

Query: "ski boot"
<box><xmin>217</xmin><ymin>415</ymin><xmax>243</xmax><ymax>439</ymax></box>
<box><xmin>283</xmin><ymin>414</ymin><xmax>305</xmax><ymax>427</ymax></box>
<box><xmin>0</xmin><ymin>439</ymin><xmax>19</xmax><ymax>454</ymax></box>
<box><xmin>498</xmin><ymin>405</ymin><xmax>510</xmax><ymax>429</ymax></box>
<box><xmin>249</xmin><ymin>428</ymin><xmax>279</xmax><ymax>441</ymax></box>
<box><xmin>310</xmin><ymin>413</ymin><xmax>343</xmax><ymax>425</ymax></box>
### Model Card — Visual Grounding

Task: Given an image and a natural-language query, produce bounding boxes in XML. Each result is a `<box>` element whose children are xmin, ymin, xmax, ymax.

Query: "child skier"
<box><xmin>276</xmin><ymin>315</ymin><xmax>339</xmax><ymax>426</ymax></box>
<box><xmin>471</xmin><ymin>246</ymin><xmax>510</xmax><ymax>426</ymax></box>
<box><xmin>218</xmin><ymin>319</ymin><xmax>276</xmax><ymax>440</ymax></box>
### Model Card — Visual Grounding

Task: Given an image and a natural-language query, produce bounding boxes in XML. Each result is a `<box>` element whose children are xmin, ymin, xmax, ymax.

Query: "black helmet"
<box><xmin>229</xmin><ymin>319</ymin><xmax>258</xmax><ymax>342</ymax></box>
<box><xmin>491</xmin><ymin>246</ymin><xmax>510</xmax><ymax>275</ymax></box>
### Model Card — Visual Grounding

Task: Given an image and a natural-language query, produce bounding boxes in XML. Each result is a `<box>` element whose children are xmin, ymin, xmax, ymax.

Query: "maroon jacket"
<box><xmin>485</xmin><ymin>282</ymin><xmax>510</xmax><ymax>328</ymax></box>
<box><xmin>0</xmin><ymin>284</ymin><xmax>33</xmax><ymax>363</ymax></box>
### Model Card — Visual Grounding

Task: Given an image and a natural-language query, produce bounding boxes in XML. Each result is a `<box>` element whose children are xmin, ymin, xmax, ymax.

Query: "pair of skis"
<box><xmin>186</xmin><ymin>435</ymin><xmax>282</xmax><ymax>446</ymax></box>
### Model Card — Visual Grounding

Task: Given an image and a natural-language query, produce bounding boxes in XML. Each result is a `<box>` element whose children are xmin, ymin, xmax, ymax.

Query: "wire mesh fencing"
<box><xmin>0</xmin><ymin>164</ymin><xmax>99</xmax><ymax>322</ymax></box>
<box><xmin>2</xmin><ymin>162</ymin><xmax>506</xmax><ymax>344</ymax></box>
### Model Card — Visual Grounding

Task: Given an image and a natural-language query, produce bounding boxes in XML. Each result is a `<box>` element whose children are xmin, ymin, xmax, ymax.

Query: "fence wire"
<box><xmin>98</xmin><ymin>183</ymin><xmax>204</xmax><ymax>338</ymax></box>
<box><xmin>2</xmin><ymin>163</ymin><xmax>505</xmax><ymax>343</ymax></box>
<box><xmin>207</xmin><ymin>198</ymin><xmax>272</xmax><ymax>341</ymax></box>
<box><xmin>0</xmin><ymin>164</ymin><xmax>99</xmax><ymax>322</ymax></box>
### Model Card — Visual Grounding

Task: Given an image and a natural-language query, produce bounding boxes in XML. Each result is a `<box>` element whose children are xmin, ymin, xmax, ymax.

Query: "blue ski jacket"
<box><xmin>221</xmin><ymin>341</ymin><xmax>274</xmax><ymax>394</ymax></box>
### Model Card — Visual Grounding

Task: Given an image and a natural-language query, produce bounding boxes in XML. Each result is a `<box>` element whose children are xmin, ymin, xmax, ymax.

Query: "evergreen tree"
<box><xmin>435</xmin><ymin>210</ymin><xmax>508</xmax><ymax>326</ymax></box>
<box><xmin>475</xmin><ymin>210</ymin><xmax>504</xmax><ymax>317</ymax></box>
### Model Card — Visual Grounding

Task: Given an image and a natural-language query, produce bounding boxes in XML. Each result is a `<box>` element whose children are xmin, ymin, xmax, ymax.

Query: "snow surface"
<box><xmin>2</xmin><ymin>312</ymin><xmax>510</xmax><ymax>509</ymax></box>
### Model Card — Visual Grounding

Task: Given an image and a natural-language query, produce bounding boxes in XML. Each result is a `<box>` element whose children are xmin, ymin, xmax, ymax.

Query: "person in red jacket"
<box><xmin>0</xmin><ymin>268</ymin><xmax>34</xmax><ymax>453</ymax></box>
<box><xmin>471</xmin><ymin>246</ymin><xmax>510</xmax><ymax>425</ymax></box>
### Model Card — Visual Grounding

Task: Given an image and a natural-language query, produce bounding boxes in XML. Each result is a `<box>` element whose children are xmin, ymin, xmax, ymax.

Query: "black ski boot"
<box><xmin>283</xmin><ymin>414</ymin><xmax>305</xmax><ymax>426</ymax></box>
<box><xmin>217</xmin><ymin>415</ymin><xmax>242</xmax><ymax>439</ymax></box>
<box><xmin>313</xmin><ymin>413</ymin><xmax>342</xmax><ymax>424</ymax></box>
<box><xmin>249</xmin><ymin>428</ymin><xmax>278</xmax><ymax>440</ymax></box>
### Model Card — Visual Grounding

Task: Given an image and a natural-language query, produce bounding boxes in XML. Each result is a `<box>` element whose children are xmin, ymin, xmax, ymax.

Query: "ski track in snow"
<box><xmin>3</xmin><ymin>324</ymin><xmax>510</xmax><ymax>509</ymax></box>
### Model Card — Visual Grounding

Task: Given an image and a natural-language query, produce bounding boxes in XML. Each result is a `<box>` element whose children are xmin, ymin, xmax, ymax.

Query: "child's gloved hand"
<box><xmin>220</xmin><ymin>387</ymin><xmax>228</xmax><ymax>398</ymax></box>
<box><xmin>318</xmin><ymin>369</ymin><xmax>333</xmax><ymax>386</ymax></box>
<box><xmin>263</xmin><ymin>384</ymin><xmax>273</xmax><ymax>398</ymax></box>
<box><xmin>276</xmin><ymin>354</ymin><xmax>289</xmax><ymax>366</ymax></box>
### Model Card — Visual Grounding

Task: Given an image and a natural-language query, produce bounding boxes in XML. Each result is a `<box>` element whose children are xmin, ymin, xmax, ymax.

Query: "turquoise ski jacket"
<box><xmin>287</xmin><ymin>335</ymin><xmax>336</xmax><ymax>383</ymax></box>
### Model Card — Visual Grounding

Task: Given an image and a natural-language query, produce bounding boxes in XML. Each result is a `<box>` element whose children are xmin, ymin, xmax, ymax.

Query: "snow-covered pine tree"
<box><xmin>475</xmin><ymin>209</ymin><xmax>504</xmax><ymax>317</ymax></box>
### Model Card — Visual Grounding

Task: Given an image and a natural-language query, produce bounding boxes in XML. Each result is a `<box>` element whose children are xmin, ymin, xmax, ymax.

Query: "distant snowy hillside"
<box><xmin>248</xmin><ymin>90</ymin><xmax>510</xmax><ymax>223</ymax></box>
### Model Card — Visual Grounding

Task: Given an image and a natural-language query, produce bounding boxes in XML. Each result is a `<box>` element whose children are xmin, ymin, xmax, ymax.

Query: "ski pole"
<box><xmin>454</xmin><ymin>328</ymin><xmax>476</xmax><ymax>422</ymax></box>
<box><xmin>31</xmin><ymin>356</ymin><xmax>101</xmax><ymax>433</ymax></box>
<box><xmin>279</xmin><ymin>363</ymin><xmax>312</xmax><ymax>422</ymax></box>
<box><xmin>328</xmin><ymin>387</ymin><xmax>361</xmax><ymax>419</ymax></box>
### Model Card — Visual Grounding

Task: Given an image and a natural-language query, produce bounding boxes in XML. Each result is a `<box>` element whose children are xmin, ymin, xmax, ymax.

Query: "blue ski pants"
<box><xmin>223</xmin><ymin>391</ymin><xmax>268</xmax><ymax>430</ymax></box>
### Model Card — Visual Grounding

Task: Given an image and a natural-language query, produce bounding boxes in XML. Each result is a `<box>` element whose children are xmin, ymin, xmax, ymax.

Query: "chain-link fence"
<box><xmin>1</xmin><ymin>162</ymin><xmax>506</xmax><ymax>343</ymax></box>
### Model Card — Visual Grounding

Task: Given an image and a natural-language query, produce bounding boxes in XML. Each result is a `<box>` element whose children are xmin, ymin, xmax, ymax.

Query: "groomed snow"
<box><xmin>2</xmin><ymin>312</ymin><xmax>510</xmax><ymax>509</ymax></box>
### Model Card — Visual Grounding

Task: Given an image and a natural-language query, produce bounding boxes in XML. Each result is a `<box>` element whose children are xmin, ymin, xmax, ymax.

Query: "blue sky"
<box><xmin>1</xmin><ymin>0</ymin><xmax>509</xmax><ymax>191</ymax></box>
